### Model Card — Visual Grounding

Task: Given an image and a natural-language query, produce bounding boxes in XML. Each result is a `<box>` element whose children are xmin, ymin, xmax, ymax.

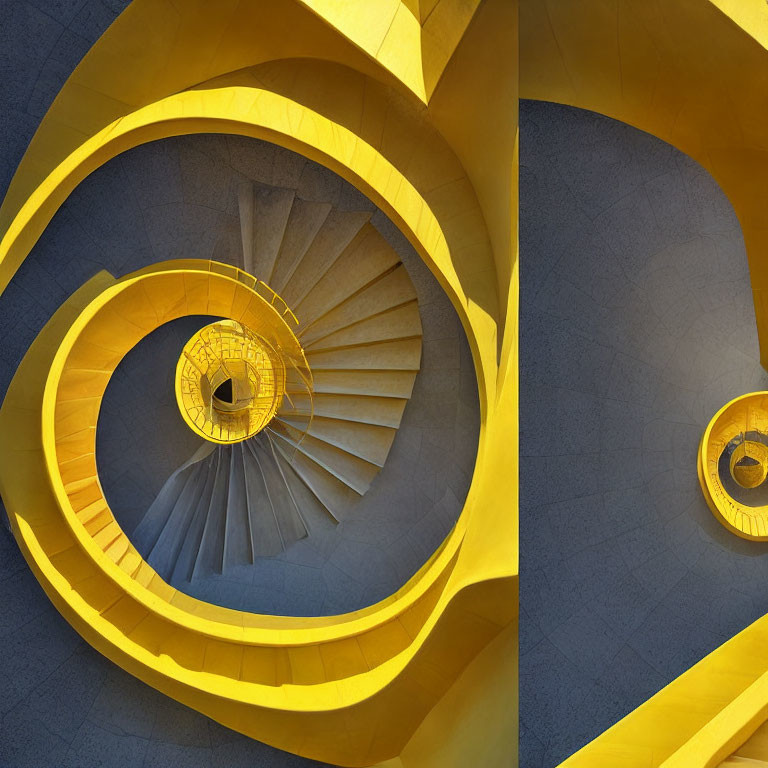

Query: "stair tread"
<box><xmin>278</xmin><ymin>392</ymin><xmax>407</xmax><ymax>429</ymax></box>
<box><xmin>193</xmin><ymin>445</ymin><xmax>231</xmax><ymax>579</ymax></box>
<box><xmin>134</xmin><ymin>442</ymin><xmax>214</xmax><ymax>556</ymax></box>
<box><xmin>306</xmin><ymin>338</ymin><xmax>422</xmax><ymax>371</ymax></box>
<box><xmin>239</xmin><ymin>439</ymin><xmax>282</xmax><ymax>557</ymax></box>
<box><xmin>252</xmin><ymin>185</ymin><xmax>296</xmax><ymax>282</ymax></box>
<box><xmin>280</xmin><ymin>210</ymin><xmax>371</xmax><ymax>309</ymax></box>
<box><xmin>271</xmin><ymin>435</ymin><xmax>359</xmax><ymax>522</ymax></box>
<box><xmin>296</xmin><ymin>226</ymin><xmax>403</xmax><ymax>332</ymax></box>
<box><xmin>270</xmin><ymin>422</ymin><xmax>378</xmax><ymax>495</ymax></box>
<box><xmin>144</xmin><ymin>462</ymin><xmax>206</xmax><ymax>565</ymax></box>
<box><xmin>247</xmin><ymin>437</ymin><xmax>308</xmax><ymax>550</ymax></box>
<box><xmin>268</xmin><ymin>200</ymin><xmax>332</xmax><ymax>294</ymax></box>
<box><xmin>306</xmin><ymin>302</ymin><xmax>421</xmax><ymax>352</ymax></box>
<box><xmin>223</xmin><ymin>443</ymin><xmax>252</xmax><ymax>571</ymax></box>
<box><xmin>171</xmin><ymin>448</ymin><xmax>223</xmax><ymax>583</ymax></box>
<box><xmin>288</xmin><ymin>369</ymin><xmax>418</xmax><ymax>399</ymax></box>
<box><xmin>275</xmin><ymin>414</ymin><xmax>395</xmax><ymax>467</ymax></box>
<box><xmin>148</xmin><ymin>452</ymin><xmax>214</xmax><ymax>580</ymax></box>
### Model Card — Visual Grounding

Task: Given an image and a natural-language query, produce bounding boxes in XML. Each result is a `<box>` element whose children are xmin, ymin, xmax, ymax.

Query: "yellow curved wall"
<box><xmin>520</xmin><ymin>0</ymin><xmax>768</xmax><ymax>367</ymax></box>
<box><xmin>0</xmin><ymin>0</ymin><xmax>518</xmax><ymax>765</ymax></box>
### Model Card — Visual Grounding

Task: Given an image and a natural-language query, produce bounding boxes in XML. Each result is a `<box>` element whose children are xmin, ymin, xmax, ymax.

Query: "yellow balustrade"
<box><xmin>176</xmin><ymin>318</ymin><xmax>295</xmax><ymax>445</ymax></box>
<box><xmin>698</xmin><ymin>393</ymin><xmax>768</xmax><ymax>539</ymax></box>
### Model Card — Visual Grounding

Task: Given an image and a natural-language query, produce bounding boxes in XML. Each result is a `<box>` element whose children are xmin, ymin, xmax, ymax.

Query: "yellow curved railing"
<box><xmin>0</xmin><ymin>259</ymin><xmax>511</xmax><ymax>766</ymax></box>
<box><xmin>698</xmin><ymin>392</ymin><xmax>768</xmax><ymax>540</ymax></box>
<box><xmin>0</xmin><ymin>2</ymin><xmax>516</xmax><ymax>763</ymax></box>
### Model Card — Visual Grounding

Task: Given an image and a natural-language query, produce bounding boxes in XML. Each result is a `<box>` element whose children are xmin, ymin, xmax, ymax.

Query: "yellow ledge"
<box><xmin>0</xmin><ymin>259</ymin><xmax>514</xmax><ymax>766</ymax></box>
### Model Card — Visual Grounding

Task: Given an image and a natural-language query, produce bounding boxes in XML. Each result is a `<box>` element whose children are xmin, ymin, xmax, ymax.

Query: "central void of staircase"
<box><xmin>92</xmin><ymin>134</ymin><xmax>479</xmax><ymax>617</ymax></box>
<box><xmin>132</xmin><ymin>178</ymin><xmax>423</xmax><ymax>584</ymax></box>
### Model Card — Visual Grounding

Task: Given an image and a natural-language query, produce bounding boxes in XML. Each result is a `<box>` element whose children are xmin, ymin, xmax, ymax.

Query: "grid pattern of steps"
<box><xmin>239</xmin><ymin>182</ymin><xmax>423</xmax><ymax>522</ymax></box>
<box><xmin>132</xmin><ymin>183</ymin><xmax>423</xmax><ymax>580</ymax></box>
<box><xmin>133</xmin><ymin>435</ymin><xmax>308</xmax><ymax>580</ymax></box>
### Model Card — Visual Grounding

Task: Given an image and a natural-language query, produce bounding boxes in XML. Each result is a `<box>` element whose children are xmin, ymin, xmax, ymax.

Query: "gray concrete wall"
<box><xmin>519</xmin><ymin>100</ymin><xmax>768</xmax><ymax>767</ymax></box>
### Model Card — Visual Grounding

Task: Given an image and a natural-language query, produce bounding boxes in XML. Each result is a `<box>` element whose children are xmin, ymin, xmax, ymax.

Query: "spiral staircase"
<box><xmin>131</xmin><ymin>181</ymin><xmax>423</xmax><ymax>581</ymax></box>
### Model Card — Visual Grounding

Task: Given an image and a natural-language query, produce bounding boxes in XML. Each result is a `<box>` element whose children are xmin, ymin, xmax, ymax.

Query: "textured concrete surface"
<box><xmin>88</xmin><ymin>134</ymin><xmax>478</xmax><ymax>616</ymax></box>
<box><xmin>0</xmin><ymin>0</ymin><xmax>131</xmax><ymax>204</ymax></box>
<box><xmin>0</xmin><ymin>525</ymin><xmax>332</xmax><ymax>768</ymax></box>
<box><xmin>519</xmin><ymin>100</ymin><xmax>768</xmax><ymax>767</ymax></box>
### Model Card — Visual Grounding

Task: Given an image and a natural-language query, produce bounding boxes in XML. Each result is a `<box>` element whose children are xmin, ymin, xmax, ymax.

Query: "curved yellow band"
<box><xmin>698</xmin><ymin>392</ymin><xmax>768</xmax><ymax>540</ymax></box>
<box><xmin>0</xmin><ymin>9</ymin><xmax>516</xmax><ymax>763</ymax></box>
<box><xmin>0</xmin><ymin>257</ymin><xmax>512</xmax><ymax>765</ymax></box>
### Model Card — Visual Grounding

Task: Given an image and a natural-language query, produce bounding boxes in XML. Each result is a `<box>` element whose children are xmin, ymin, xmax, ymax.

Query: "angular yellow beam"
<box><xmin>297</xmin><ymin>0</ymin><xmax>427</xmax><ymax>100</ymax></box>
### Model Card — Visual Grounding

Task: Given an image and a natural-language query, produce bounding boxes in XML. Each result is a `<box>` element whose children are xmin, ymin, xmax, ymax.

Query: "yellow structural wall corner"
<box><xmin>391</xmin><ymin>622</ymin><xmax>517</xmax><ymax>768</ymax></box>
<box><xmin>519</xmin><ymin>0</ymin><xmax>768</xmax><ymax>368</ymax></box>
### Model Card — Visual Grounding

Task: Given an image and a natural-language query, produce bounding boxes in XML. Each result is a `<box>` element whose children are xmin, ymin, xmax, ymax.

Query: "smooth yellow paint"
<box><xmin>393</xmin><ymin>622</ymin><xmax>516</xmax><ymax>768</ymax></box>
<box><xmin>298</xmin><ymin>0</ymin><xmax>427</xmax><ymax>101</ymax></box>
<box><xmin>717</xmin><ymin>715</ymin><xmax>768</xmax><ymax>766</ymax></box>
<box><xmin>428</xmin><ymin>0</ymin><xmax>518</xmax><ymax>368</ymax></box>
<box><xmin>0</xmin><ymin>0</ymin><xmax>518</xmax><ymax>764</ymax></box>
<box><xmin>708</xmin><ymin>0</ymin><xmax>768</xmax><ymax>51</ymax></box>
<box><xmin>176</xmin><ymin>314</ymin><xmax>300</xmax><ymax>445</ymax></box>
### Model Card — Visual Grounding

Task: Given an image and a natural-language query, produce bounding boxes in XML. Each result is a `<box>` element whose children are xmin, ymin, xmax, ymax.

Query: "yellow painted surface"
<box><xmin>393</xmin><ymin>621</ymin><xmax>516</xmax><ymax>768</ymax></box>
<box><xmin>698</xmin><ymin>393</ymin><xmax>768</xmax><ymax>539</ymax></box>
<box><xmin>296</xmin><ymin>0</ymin><xmax>426</xmax><ymax>100</ymax></box>
<box><xmin>429</xmin><ymin>0</ymin><xmax>518</xmax><ymax>370</ymax></box>
<box><xmin>718</xmin><ymin>716</ymin><xmax>768</xmax><ymax>765</ymax></box>
<box><xmin>0</xmin><ymin>0</ymin><xmax>518</xmax><ymax>764</ymax></box>
<box><xmin>708</xmin><ymin>1</ymin><xmax>768</xmax><ymax>52</ymax></box>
